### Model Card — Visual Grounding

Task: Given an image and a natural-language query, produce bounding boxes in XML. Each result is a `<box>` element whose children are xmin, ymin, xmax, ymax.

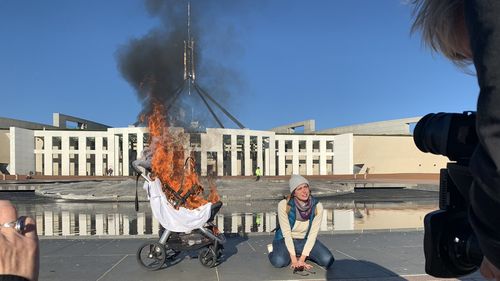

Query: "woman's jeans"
<box><xmin>268</xmin><ymin>238</ymin><xmax>334</xmax><ymax>269</ymax></box>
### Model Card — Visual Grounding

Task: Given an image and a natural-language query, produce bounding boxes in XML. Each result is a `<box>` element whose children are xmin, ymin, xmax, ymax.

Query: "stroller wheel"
<box><xmin>165</xmin><ymin>247</ymin><xmax>180</xmax><ymax>260</ymax></box>
<box><xmin>199</xmin><ymin>247</ymin><xmax>217</xmax><ymax>268</ymax></box>
<box><xmin>137</xmin><ymin>242</ymin><xmax>167</xmax><ymax>271</ymax></box>
<box><xmin>216</xmin><ymin>245</ymin><xmax>224</xmax><ymax>259</ymax></box>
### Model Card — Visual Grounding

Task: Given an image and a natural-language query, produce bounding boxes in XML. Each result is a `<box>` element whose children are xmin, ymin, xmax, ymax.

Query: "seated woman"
<box><xmin>268</xmin><ymin>174</ymin><xmax>334</xmax><ymax>270</ymax></box>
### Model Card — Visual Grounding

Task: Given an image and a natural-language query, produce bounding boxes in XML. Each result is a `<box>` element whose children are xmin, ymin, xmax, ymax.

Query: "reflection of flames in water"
<box><xmin>148</xmin><ymin>103</ymin><xmax>219</xmax><ymax>209</ymax></box>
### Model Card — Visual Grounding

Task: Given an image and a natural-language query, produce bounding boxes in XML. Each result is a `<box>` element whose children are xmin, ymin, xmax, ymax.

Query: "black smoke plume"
<box><xmin>117</xmin><ymin>0</ymin><xmax>253</xmax><ymax>130</ymax></box>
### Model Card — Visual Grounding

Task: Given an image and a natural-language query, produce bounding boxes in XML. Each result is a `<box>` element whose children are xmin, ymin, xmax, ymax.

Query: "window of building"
<box><xmin>250</xmin><ymin>136</ymin><xmax>257</xmax><ymax>161</ymax></box>
<box><xmin>129</xmin><ymin>134</ymin><xmax>137</xmax><ymax>150</ymax></box>
<box><xmin>263</xmin><ymin>137</ymin><xmax>270</xmax><ymax>149</ymax></box>
<box><xmin>326</xmin><ymin>140</ymin><xmax>334</xmax><ymax>152</ymax></box>
<box><xmin>86</xmin><ymin>137</ymin><xmax>95</xmax><ymax>150</ymax></box>
<box><xmin>52</xmin><ymin>137</ymin><xmax>62</xmax><ymax>150</ymax></box>
<box><xmin>69</xmin><ymin>137</ymin><xmax>78</xmax><ymax>150</ymax></box>
<box><xmin>313</xmin><ymin>141</ymin><xmax>320</xmax><ymax>152</ymax></box>
<box><xmin>299</xmin><ymin>140</ymin><xmax>306</xmax><ymax>152</ymax></box>
<box><xmin>190</xmin><ymin>133</ymin><xmax>201</xmax><ymax>149</ymax></box>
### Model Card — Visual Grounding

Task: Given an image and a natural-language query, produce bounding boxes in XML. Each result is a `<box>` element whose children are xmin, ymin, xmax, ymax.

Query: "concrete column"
<box><xmin>95</xmin><ymin>214</ymin><xmax>104</xmax><ymax>235</ymax></box>
<box><xmin>257</xmin><ymin>213</ymin><xmax>264</xmax><ymax>233</ymax></box>
<box><xmin>327</xmin><ymin>209</ymin><xmax>334</xmax><ymax>231</ymax></box>
<box><xmin>112</xmin><ymin>214</ymin><xmax>120</xmax><ymax>235</ymax></box>
<box><xmin>9</xmin><ymin>127</ymin><xmax>35</xmax><ymax>175</ymax></box>
<box><xmin>217</xmin><ymin>148</ymin><xmax>223</xmax><ymax>177</ymax></box>
<box><xmin>137</xmin><ymin>131</ymin><xmax>144</xmax><ymax>158</ymax></box>
<box><xmin>268</xmin><ymin>137</ymin><xmax>276</xmax><ymax>176</ymax></box>
<box><xmin>36</xmin><ymin>214</ymin><xmax>43</xmax><ymax>235</ymax></box>
<box><xmin>107</xmin><ymin>133</ymin><xmax>115</xmax><ymax>174</ymax></box>
<box><xmin>231</xmin><ymin>134</ymin><xmax>237</xmax><ymax>176</ymax></box>
<box><xmin>44</xmin><ymin>136</ymin><xmax>53</xmax><ymax>176</ymax></box>
<box><xmin>257</xmin><ymin>136</ymin><xmax>263</xmax><ymax>171</ymax></box>
<box><xmin>217</xmin><ymin>214</ymin><xmax>224</xmax><ymax>233</ymax></box>
<box><xmin>108</xmin><ymin>214</ymin><xmax>120</xmax><ymax>235</ymax></box>
<box><xmin>53</xmin><ymin>213</ymin><xmax>60</xmax><ymax>235</ymax></box>
<box><xmin>333</xmin><ymin>134</ymin><xmax>354</xmax><ymax>174</ymax></box>
<box><xmin>319</xmin><ymin>140</ymin><xmax>327</xmax><ymax>175</ymax></box>
<box><xmin>95</xmin><ymin>136</ymin><xmax>103</xmax><ymax>176</ymax></box>
<box><xmin>333</xmin><ymin>209</ymin><xmax>354</xmax><ymax>231</ymax></box>
<box><xmin>264</xmin><ymin>148</ymin><xmax>270</xmax><ymax>176</ymax></box>
<box><xmin>35</xmin><ymin>152</ymin><xmax>43</xmax><ymax>175</ymax></box>
<box><xmin>44</xmin><ymin>211</ymin><xmax>53</xmax><ymax>236</ymax></box>
<box><xmin>265</xmin><ymin>213</ymin><xmax>272</xmax><ymax>232</ymax></box>
<box><xmin>201</xmin><ymin>151</ymin><xmax>207</xmax><ymax>176</ymax></box>
<box><xmin>122</xmin><ymin>133</ymin><xmax>129</xmax><ymax>176</ymax></box>
<box><xmin>270</xmin><ymin>212</ymin><xmax>277</xmax><ymax>233</ymax></box>
<box><xmin>266</xmin><ymin>212</ymin><xmax>277</xmax><ymax>233</ymax></box>
<box><xmin>151</xmin><ymin>216</ymin><xmax>158</xmax><ymax>237</ymax></box>
<box><xmin>244</xmin><ymin>135</ymin><xmax>251</xmax><ymax>176</ymax></box>
<box><xmin>231</xmin><ymin>213</ymin><xmax>240</xmax><ymax>233</ymax></box>
<box><xmin>278</xmin><ymin>140</ymin><xmax>286</xmax><ymax>175</ymax></box>
<box><xmin>292</xmin><ymin>139</ymin><xmax>299</xmax><ymax>174</ymax></box>
<box><xmin>123</xmin><ymin>215</ymin><xmax>130</xmax><ymax>236</ymax></box>
<box><xmin>78</xmin><ymin>136</ymin><xmax>86</xmax><ymax>176</ymax></box>
<box><xmin>320</xmin><ymin>209</ymin><xmax>328</xmax><ymax>231</ymax></box>
<box><xmin>61</xmin><ymin>136</ymin><xmax>70</xmax><ymax>176</ymax></box>
<box><xmin>137</xmin><ymin>212</ymin><xmax>145</xmax><ymax>235</ymax></box>
<box><xmin>306</xmin><ymin>139</ymin><xmax>313</xmax><ymax>175</ymax></box>
<box><xmin>78</xmin><ymin>214</ymin><xmax>88</xmax><ymax>236</ymax></box>
<box><xmin>245</xmin><ymin>214</ymin><xmax>252</xmax><ymax>233</ymax></box>
<box><xmin>62</xmin><ymin>211</ymin><xmax>70</xmax><ymax>236</ymax></box>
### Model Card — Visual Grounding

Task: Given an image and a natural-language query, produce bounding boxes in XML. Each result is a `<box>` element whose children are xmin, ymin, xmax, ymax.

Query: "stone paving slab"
<box><xmin>38</xmin><ymin>231</ymin><xmax>485</xmax><ymax>281</ymax></box>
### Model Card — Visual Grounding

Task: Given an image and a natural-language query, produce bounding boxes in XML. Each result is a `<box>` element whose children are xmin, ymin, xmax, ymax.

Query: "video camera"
<box><xmin>413</xmin><ymin>111</ymin><xmax>483</xmax><ymax>277</ymax></box>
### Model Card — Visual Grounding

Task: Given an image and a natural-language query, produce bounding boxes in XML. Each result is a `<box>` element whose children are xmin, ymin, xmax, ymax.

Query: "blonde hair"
<box><xmin>411</xmin><ymin>0</ymin><xmax>471</xmax><ymax>66</ymax></box>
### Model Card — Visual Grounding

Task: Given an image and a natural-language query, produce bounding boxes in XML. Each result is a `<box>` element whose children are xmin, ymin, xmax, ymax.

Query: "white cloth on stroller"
<box><xmin>144</xmin><ymin>178</ymin><xmax>212</xmax><ymax>232</ymax></box>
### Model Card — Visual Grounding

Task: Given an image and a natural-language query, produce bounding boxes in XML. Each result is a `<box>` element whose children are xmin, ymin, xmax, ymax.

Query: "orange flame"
<box><xmin>147</xmin><ymin>102</ymin><xmax>219</xmax><ymax>209</ymax></box>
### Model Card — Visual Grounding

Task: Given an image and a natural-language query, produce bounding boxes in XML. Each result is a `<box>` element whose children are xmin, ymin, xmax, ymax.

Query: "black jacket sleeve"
<box><xmin>465</xmin><ymin>0</ymin><xmax>500</xmax><ymax>270</ymax></box>
<box><xmin>0</xmin><ymin>275</ymin><xmax>29</xmax><ymax>281</ymax></box>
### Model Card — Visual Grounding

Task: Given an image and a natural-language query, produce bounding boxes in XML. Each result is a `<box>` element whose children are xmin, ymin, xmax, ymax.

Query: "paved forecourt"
<box><xmin>38</xmin><ymin>231</ymin><xmax>485</xmax><ymax>281</ymax></box>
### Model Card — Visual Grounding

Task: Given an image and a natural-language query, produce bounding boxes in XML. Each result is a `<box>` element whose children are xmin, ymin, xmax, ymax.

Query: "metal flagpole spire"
<box><xmin>176</xmin><ymin>2</ymin><xmax>246</xmax><ymax>129</ymax></box>
<box><xmin>187</xmin><ymin>1</ymin><xmax>191</xmax><ymax>43</ymax></box>
<box><xmin>184</xmin><ymin>1</ymin><xmax>195</xmax><ymax>97</ymax></box>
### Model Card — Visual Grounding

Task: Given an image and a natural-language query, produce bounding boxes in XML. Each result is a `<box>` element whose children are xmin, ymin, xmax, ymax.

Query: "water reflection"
<box><xmin>4</xmin><ymin>192</ymin><xmax>437</xmax><ymax>237</ymax></box>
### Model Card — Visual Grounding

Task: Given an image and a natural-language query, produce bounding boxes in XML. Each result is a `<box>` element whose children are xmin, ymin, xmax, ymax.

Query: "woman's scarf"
<box><xmin>294</xmin><ymin>196</ymin><xmax>313</xmax><ymax>221</ymax></box>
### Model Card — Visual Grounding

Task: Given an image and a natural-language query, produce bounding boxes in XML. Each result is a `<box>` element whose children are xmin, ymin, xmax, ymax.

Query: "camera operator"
<box><xmin>411</xmin><ymin>0</ymin><xmax>500</xmax><ymax>279</ymax></box>
<box><xmin>0</xmin><ymin>200</ymin><xmax>39</xmax><ymax>281</ymax></box>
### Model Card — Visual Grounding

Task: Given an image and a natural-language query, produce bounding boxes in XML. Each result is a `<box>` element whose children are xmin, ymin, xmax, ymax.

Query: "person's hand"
<box><xmin>480</xmin><ymin>257</ymin><xmax>500</xmax><ymax>281</ymax></box>
<box><xmin>297</xmin><ymin>255</ymin><xmax>313</xmax><ymax>270</ymax></box>
<box><xmin>0</xmin><ymin>200</ymin><xmax>39</xmax><ymax>281</ymax></box>
<box><xmin>290</xmin><ymin>255</ymin><xmax>300</xmax><ymax>269</ymax></box>
<box><xmin>290</xmin><ymin>255</ymin><xmax>313</xmax><ymax>271</ymax></box>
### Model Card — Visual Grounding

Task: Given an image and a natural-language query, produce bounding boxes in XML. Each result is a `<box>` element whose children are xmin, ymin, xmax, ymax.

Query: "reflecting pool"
<box><xmin>2</xmin><ymin>189</ymin><xmax>437</xmax><ymax>237</ymax></box>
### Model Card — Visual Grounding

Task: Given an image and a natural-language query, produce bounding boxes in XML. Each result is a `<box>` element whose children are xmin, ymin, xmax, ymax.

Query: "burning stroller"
<box><xmin>132</xmin><ymin>103</ymin><xmax>225</xmax><ymax>270</ymax></box>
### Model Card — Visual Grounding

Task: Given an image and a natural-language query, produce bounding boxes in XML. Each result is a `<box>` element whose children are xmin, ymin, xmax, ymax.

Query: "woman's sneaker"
<box><xmin>267</xmin><ymin>244</ymin><xmax>273</xmax><ymax>254</ymax></box>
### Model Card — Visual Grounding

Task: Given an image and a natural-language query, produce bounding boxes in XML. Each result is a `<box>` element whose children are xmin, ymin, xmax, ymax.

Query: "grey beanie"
<box><xmin>289</xmin><ymin>174</ymin><xmax>309</xmax><ymax>193</ymax></box>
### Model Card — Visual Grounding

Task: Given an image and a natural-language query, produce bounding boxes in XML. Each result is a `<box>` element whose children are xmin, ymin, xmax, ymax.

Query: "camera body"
<box><xmin>414</xmin><ymin>112</ymin><xmax>483</xmax><ymax>277</ymax></box>
<box><xmin>423</xmin><ymin>163</ymin><xmax>482</xmax><ymax>277</ymax></box>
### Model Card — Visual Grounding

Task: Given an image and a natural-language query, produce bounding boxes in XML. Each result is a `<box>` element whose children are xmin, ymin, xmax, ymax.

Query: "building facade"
<box><xmin>1</xmin><ymin>113</ymin><xmax>447</xmax><ymax>177</ymax></box>
<box><xmin>6</xmin><ymin>126</ymin><xmax>353</xmax><ymax>177</ymax></box>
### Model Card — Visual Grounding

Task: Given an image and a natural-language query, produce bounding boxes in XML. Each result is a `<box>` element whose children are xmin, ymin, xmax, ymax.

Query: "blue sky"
<box><xmin>0</xmin><ymin>0</ymin><xmax>478</xmax><ymax>131</ymax></box>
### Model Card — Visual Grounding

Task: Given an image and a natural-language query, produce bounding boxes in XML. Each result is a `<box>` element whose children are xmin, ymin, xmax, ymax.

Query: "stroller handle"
<box><xmin>132</xmin><ymin>159</ymin><xmax>153</xmax><ymax>183</ymax></box>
